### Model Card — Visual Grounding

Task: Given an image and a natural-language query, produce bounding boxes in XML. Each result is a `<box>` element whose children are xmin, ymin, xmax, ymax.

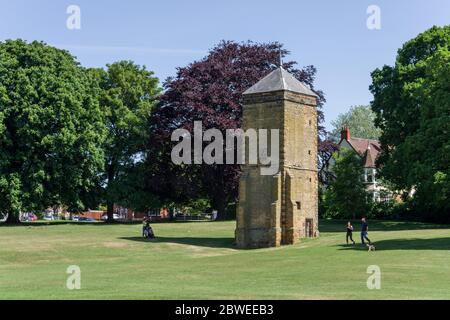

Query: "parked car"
<box><xmin>22</xmin><ymin>213</ymin><xmax>38</xmax><ymax>222</ymax></box>
<box><xmin>101</xmin><ymin>214</ymin><xmax>120</xmax><ymax>220</ymax></box>
<box><xmin>77</xmin><ymin>217</ymin><xmax>95</xmax><ymax>222</ymax></box>
<box><xmin>43</xmin><ymin>214</ymin><xmax>56</xmax><ymax>221</ymax></box>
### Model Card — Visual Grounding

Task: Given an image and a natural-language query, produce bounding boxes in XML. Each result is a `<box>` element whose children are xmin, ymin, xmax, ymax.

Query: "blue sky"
<box><xmin>0</xmin><ymin>0</ymin><xmax>448</xmax><ymax>130</ymax></box>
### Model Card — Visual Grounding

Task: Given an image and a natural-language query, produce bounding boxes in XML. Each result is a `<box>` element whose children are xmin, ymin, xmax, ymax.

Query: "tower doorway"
<box><xmin>305</xmin><ymin>219</ymin><xmax>314</xmax><ymax>238</ymax></box>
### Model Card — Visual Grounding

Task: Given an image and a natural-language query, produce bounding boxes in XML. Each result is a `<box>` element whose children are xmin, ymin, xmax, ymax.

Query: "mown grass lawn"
<box><xmin>1</xmin><ymin>220</ymin><xmax>449</xmax><ymax>300</ymax></box>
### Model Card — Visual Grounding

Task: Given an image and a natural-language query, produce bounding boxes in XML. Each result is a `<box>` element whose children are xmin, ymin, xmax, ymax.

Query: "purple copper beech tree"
<box><xmin>145</xmin><ymin>41</ymin><xmax>337</xmax><ymax>219</ymax></box>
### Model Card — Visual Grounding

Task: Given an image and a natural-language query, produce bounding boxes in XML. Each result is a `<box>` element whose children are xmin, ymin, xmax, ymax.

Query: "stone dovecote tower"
<box><xmin>235</xmin><ymin>66</ymin><xmax>319</xmax><ymax>249</ymax></box>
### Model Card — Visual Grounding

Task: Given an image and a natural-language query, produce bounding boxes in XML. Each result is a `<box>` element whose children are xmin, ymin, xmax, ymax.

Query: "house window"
<box><xmin>148</xmin><ymin>209</ymin><xmax>160</xmax><ymax>217</ymax></box>
<box><xmin>374</xmin><ymin>192</ymin><xmax>380</xmax><ymax>202</ymax></box>
<box><xmin>367</xmin><ymin>169</ymin><xmax>376</xmax><ymax>183</ymax></box>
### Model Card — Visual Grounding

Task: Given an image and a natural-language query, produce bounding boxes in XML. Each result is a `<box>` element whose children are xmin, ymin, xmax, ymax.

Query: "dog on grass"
<box><xmin>367</xmin><ymin>244</ymin><xmax>376</xmax><ymax>252</ymax></box>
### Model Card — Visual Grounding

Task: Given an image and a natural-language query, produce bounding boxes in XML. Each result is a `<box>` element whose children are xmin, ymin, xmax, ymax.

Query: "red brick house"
<box><xmin>112</xmin><ymin>205</ymin><xmax>169</xmax><ymax>221</ymax></box>
<box><xmin>327</xmin><ymin>127</ymin><xmax>392</xmax><ymax>202</ymax></box>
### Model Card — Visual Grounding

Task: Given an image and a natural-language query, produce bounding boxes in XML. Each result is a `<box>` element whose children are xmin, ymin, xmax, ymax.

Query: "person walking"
<box><xmin>346</xmin><ymin>221</ymin><xmax>356</xmax><ymax>245</ymax></box>
<box><xmin>361</xmin><ymin>217</ymin><xmax>372</xmax><ymax>245</ymax></box>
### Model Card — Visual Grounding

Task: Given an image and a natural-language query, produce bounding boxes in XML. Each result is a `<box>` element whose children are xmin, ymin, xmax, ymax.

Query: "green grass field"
<box><xmin>1</xmin><ymin>220</ymin><xmax>450</xmax><ymax>300</ymax></box>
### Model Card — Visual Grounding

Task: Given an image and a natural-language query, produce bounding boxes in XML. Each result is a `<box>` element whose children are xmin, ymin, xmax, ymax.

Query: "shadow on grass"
<box><xmin>119</xmin><ymin>236</ymin><xmax>235</xmax><ymax>249</ymax></box>
<box><xmin>320</xmin><ymin>220</ymin><xmax>450</xmax><ymax>233</ymax></box>
<box><xmin>337</xmin><ymin>237</ymin><xmax>450</xmax><ymax>251</ymax></box>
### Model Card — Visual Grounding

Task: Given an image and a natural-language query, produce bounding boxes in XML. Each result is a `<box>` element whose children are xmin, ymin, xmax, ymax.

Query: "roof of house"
<box><xmin>243</xmin><ymin>66</ymin><xmax>318</xmax><ymax>97</ymax></box>
<box><xmin>342</xmin><ymin>137</ymin><xmax>381</xmax><ymax>168</ymax></box>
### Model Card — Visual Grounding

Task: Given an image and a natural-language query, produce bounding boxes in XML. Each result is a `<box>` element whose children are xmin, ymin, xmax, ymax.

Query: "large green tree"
<box><xmin>94</xmin><ymin>61</ymin><xmax>160</xmax><ymax>222</ymax></box>
<box><xmin>370</xmin><ymin>26</ymin><xmax>450</xmax><ymax>221</ymax></box>
<box><xmin>0</xmin><ymin>40</ymin><xmax>106</xmax><ymax>223</ymax></box>
<box><xmin>323</xmin><ymin>149</ymin><xmax>370</xmax><ymax>219</ymax></box>
<box><xmin>330</xmin><ymin>105</ymin><xmax>381</xmax><ymax>142</ymax></box>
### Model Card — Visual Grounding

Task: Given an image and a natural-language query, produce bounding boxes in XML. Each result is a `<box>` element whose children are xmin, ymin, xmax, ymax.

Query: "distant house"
<box><xmin>326</xmin><ymin>127</ymin><xmax>391</xmax><ymax>202</ymax></box>
<box><xmin>112</xmin><ymin>205</ymin><xmax>169</xmax><ymax>221</ymax></box>
<box><xmin>80</xmin><ymin>210</ymin><xmax>104</xmax><ymax>220</ymax></box>
<box><xmin>73</xmin><ymin>206</ymin><xmax>170</xmax><ymax>222</ymax></box>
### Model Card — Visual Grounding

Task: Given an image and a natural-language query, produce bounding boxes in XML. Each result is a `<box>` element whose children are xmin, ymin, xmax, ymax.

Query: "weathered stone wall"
<box><xmin>236</xmin><ymin>90</ymin><xmax>319</xmax><ymax>249</ymax></box>
<box><xmin>281</xmin><ymin>99</ymin><xmax>318</xmax><ymax>244</ymax></box>
<box><xmin>235</xmin><ymin>169</ymin><xmax>282</xmax><ymax>248</ymax></box>
<box><xmin>236</xmin><ymin>96</ymin><xmax>283</xmax><ymax>248</ymax></box>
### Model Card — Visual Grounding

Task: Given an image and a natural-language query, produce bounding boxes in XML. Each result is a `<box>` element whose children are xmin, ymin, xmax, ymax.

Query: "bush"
<box><xmin>181</xmin><ymin>198</ymin><xmax>211</xmax><ymax>215</ymax></box>
<box><xmin>322</xmin><ymin>149</ymin><xmax>372</xmax><ymax>220</ymax></box>
<box><xmin>369</xmin><ymin>201</ymin><xmax>395</xmax><ymax>220</ymax></box>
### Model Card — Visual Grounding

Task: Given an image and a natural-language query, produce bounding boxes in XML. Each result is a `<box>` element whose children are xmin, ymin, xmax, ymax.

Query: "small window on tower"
<box><xmin>308</xmin><ymin>150</ymin><xmax>311</xmax><ymax>155</ymax></box>
<box><xmin>296</xmin><ymin>201</ymin><xmax>301</xmax><ymax>210</ymax></box>
<box><xmin>309</xmin><ymin>120</ymin><xmax>312</xmax><ymax>126</ymax></box>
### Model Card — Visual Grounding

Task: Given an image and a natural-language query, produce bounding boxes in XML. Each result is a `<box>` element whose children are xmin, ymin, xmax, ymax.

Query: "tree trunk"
<box><xmin>216</xmin><ymin>199</ymin><xmax>227</xmax><ymax>221</ymax></box>
<box><xmin>169</xmin><ymin>207</ymin><xmax>175</xmax><ymax>222</ymax></box>
<box><xmin>106</xmin><ymin>163</ymin><xmax>116</xmax><ymax>223</ymax></box>
<box><xmin>106</xmin><ymin>200</ymin><xmax>115</xmax><ymax>223</ymax></box>
<box><xmin>208</xmin><ymin>165</ymin><xmax>229</xmax><ymax>221</ymax></box>
<box><xmin>212</xmin><ymin>190</ymin><xmax>227</xmax><ymax>221</ymax></box>
<box><xmin>5</xmin><ymin>212</ymin><xmax>21</xmax><ymax>225</ymax></box>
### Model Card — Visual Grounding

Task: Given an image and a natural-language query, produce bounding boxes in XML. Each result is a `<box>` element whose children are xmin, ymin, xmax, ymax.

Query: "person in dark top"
<box><xmin>346</xmin><ymin>221</ymin><xmax>355</xmax><ymax>245</ymax></box>
<box><xmin>361</xmin><ymin>217</ymin><xmax>371</xmax><ymax>245</ymax></box>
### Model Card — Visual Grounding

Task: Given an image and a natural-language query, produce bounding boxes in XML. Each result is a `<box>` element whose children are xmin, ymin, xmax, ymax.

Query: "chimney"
<box><xmin>341</xmin><ymin>127</ymin><xmax>350</xmax><ymax>141</ymax></box>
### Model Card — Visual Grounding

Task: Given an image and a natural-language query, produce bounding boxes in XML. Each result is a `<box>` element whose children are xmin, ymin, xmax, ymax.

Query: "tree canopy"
<box><xmin>322</xmin><ymin>149</ymin><xmax>370</xmax><ymax>219</ymax></box>
<box><xmin>330</xmin><ymin>105</ymin><xmax>381</xmax><ymax>142</ymax></box>
<box><xmin>370</xmin><ymin>26</ymin><xmax>450</xmax><ymax>221</ymax></box>
<box><xmin>0</xmin><ymin>40</ymin><xmax>106</xmax><ymax>223</ymax></box>
<box><xmin>93</xmin><ymin>61</ymin><xmax>161</xmax><ymax>221</ymax></box>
